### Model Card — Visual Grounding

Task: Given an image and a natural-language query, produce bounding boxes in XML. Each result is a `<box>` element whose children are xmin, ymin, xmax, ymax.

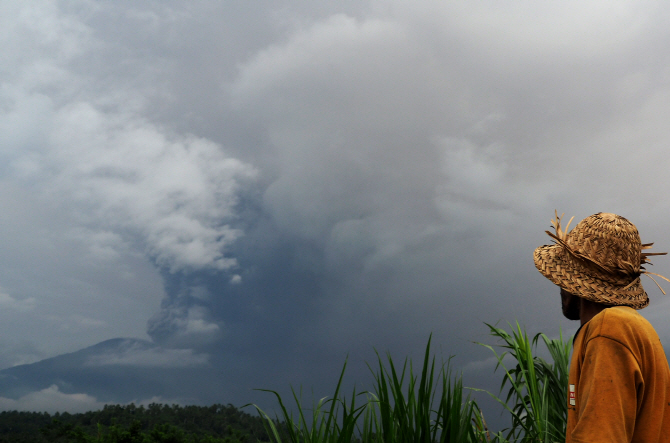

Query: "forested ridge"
<box><xmin>0</xmin><ymin>403</ymin><xmax>274</xmax><ymax>442</ymax></box>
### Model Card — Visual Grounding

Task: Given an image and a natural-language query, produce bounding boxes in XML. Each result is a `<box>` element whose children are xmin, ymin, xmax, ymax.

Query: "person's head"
<box><xmin>560</xmin><ymin>288</ymin><xmax>581</xmax><ymax>320</ymax></box>
<box><xmin>534</xmin><ymin>211</ymin><xmax>667</xmax><ymax>314</ymax></box>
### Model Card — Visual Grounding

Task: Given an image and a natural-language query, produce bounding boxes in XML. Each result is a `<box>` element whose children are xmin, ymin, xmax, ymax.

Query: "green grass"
<box><xmin>249</xmin><ymin>323</ymin><xmax>571</xmax><ymax>443</ymax></box>
<box><xmin>362</xmin><ymin>335</ymin><xmax>483</xmax><ymax>443</ymax></box>
<box><xmin>250</xmin><ymin>358</ymin><xmax>367</xmax><ymax>443</ymax></box>
<box><xmin>476</xmin><ymin>323</ymin><xmax>571</xmax><ymax>443</ymax></box>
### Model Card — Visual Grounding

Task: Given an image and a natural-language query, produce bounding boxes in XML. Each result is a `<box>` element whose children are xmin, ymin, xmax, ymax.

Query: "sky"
<box><xmin>2</xmin><ymin>0</ymin><xmax>670</xmax><ymax>425</ymax></box>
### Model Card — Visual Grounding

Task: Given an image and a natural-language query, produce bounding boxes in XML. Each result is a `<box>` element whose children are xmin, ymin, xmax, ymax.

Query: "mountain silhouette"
<box><xmin>0</xmin><ymin>338</ymin><xmax>218</xmax><ymax>405</ymax></box>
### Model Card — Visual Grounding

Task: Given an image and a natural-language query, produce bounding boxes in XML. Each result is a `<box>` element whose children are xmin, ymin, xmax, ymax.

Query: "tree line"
<box><xmin>0</xmin><ymin>402</ymin><xmax>275</xmax><ymax>442</ymax></box>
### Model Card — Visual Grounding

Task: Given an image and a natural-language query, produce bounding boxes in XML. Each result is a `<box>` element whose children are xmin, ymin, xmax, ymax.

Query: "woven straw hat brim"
<box><xmin>534</xmin><ymin>243</ymin><xmax>649</xmax><ymax>310</ymax></box>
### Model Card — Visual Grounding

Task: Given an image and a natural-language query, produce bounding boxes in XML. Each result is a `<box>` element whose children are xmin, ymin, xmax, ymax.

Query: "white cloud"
<box><xmin>34</xmin><ymin>102</ymin><xmax>258</xmax><ymax>272</ymax></box>
<box><xmin>0</xmin><ymin>2</ymin><xmax>263</xmax><ymax>366</ymax></box>
<box><xmin>148</xmin><ymin>305</ymin><xmax>222</xmax><ymax>348</ymax></box>
<box><xmin>182</xmin><ymin>306</ymin><xmax>220</xmax><ymax>335</ymax></box>
<box><xmin>385</xmin><ymin>1</ymin><xmax>656</xmax><ymax>64</ymax></box>
<box><xmin>0</xmin><ymin>1</ymin><xmax>92</xmax><ymax>84</ymax></box>
<box><xmin>0</xmin><ymin>94</ymin><xmax>255</xmax><ymax>270</ymax></box>
<box><xmin>0</xmin><ymin>340</ymin><xmax>45</xmax><ymax>369</ymax></box>
<box><xmin>2</xmin><ymin>2</ymin><xmax>258</xmax><ymax>275</ymax></box>
<box><xmin>67</xmin><ymin>229</ymin><xmax>127</xmax><ymax>262</ymax></box>
<box><xmin>434</xmin><ymin>135</ymin><xmax>548</xmax><ymax>232</ymax></box>
<box><xmin>0</xmin><ymin>385</ymin><xmax>195</xmax><ymax>413</ymax></box>
<box><xmin>0</xmin><ymin>385</ymin><xmax>104</xmax><ymax>414</ymax></box>
<box><xmin>0</xmin><ymin>289</ymin><xmax>35</xmax><ymax>312</ymax></box>
<box><xmin>231</xmin><ymin>14</ymin><xmax>401</xmax><ymax>102</ymax></box>
<box><xmin>86</xmin><ymin>344</ymin><xmax>209</xmax><ymax>368</ymax></box>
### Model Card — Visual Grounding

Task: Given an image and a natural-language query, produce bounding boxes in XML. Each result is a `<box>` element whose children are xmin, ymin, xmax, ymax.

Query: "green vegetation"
<box><xmin>0</xmin><ymin>403</ymin><xmax>269</xmax><ymax>443</ymax></box>
<box><xmin>476</xmin><ymin>323</ymin><xmax>571</xmax><ymax>442</ymax></box>
<box><xmin>0</xmin><ymin>322</ymin><xmax>571</xmax><ymax>442</ymax></box>
<box><xmin>251</xmin><ymin>322</ymin><xmax>571</xmax><ymax>443</ymax></box>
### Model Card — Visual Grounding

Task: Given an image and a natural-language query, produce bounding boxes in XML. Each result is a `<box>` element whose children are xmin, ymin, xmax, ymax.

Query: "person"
<box><xmin>534</xmin><ymin>211</ymin><xmax>670</xmax><ymax>443</ymax></box>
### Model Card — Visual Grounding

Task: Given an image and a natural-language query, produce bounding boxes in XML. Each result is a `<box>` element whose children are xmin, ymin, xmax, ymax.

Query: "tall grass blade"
<box><xmin>477</xmin><ymin>322</ymin><xmax>571</xmax><ymax>443</ymax></box>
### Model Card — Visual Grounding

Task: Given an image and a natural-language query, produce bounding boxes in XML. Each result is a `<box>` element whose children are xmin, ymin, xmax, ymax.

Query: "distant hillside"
<box><xmin>0</xmin><ymin>338</ymin><xmax>222</xmax><ymax>406</ymax></box>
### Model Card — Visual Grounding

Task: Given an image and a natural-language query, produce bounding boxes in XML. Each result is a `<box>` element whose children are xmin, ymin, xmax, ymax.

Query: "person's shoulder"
<box><xmin>593</xmin><ymin>306</ymin><xmax>658</xmax><ymax>342</ymax></box>
<box><xmin>602</xmin><ymin>306</ymin><xmax>642</xmax><ymax>321</ymax></box>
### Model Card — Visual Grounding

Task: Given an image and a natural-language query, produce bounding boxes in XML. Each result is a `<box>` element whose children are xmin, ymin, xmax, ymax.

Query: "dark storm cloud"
<box><xmin>3</xmin><ymin>1</ymin><xmax>670</xmax><ymax>423</ymax></box>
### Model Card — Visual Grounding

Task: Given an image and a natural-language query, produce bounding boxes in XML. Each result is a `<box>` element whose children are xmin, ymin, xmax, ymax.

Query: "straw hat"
<box><xmin>534</xmin><ymin>211</ymin><xmax>668</xmax><ymax>309</ymax></box>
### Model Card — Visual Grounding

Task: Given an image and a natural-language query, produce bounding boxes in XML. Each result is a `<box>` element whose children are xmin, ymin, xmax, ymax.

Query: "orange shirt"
<box><xmin>566</xmin><ymin>306</ymin><xmax>670</xmax><ymax>443</ymax></box>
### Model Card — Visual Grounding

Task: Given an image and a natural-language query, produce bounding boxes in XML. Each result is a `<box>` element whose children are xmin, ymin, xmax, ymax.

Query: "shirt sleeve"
<box><xmin>570</xmin><ymin>336</ymin><xmax>643</xmax><ymax>443</ymax></box>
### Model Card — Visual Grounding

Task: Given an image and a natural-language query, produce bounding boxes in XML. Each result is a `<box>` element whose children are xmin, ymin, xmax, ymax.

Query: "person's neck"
<box><xmin>579</xmin><ymin>298</ymin><xmax>610</xmax><ymax>326</ymax></box>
